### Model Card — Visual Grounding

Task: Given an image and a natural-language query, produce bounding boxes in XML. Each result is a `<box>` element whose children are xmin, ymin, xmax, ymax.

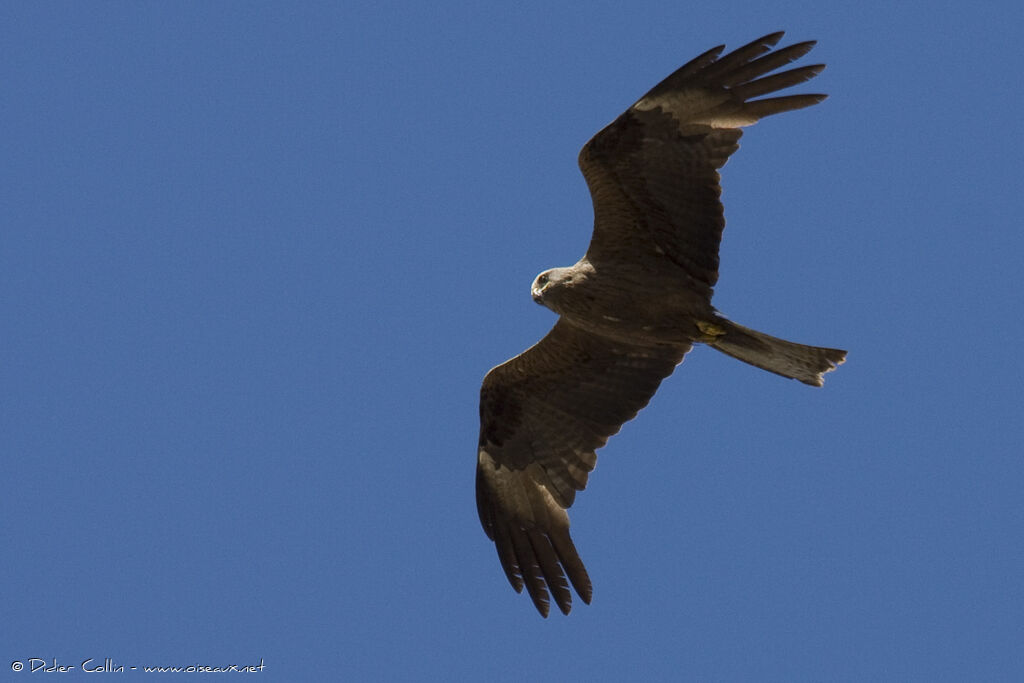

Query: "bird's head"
<box><xmin>531</xmin><ymin>267</ymin><xmax>574</xmax><ymax>309</ymax></box>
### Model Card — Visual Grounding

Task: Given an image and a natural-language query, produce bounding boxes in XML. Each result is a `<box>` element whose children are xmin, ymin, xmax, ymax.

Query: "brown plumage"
<box><xmin>477</xmin><ymin>32</ymin><xmax>846</xmax><ymax>617</ymax></box>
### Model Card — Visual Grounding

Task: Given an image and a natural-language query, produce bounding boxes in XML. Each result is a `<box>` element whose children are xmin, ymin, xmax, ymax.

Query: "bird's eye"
<box><xmin>538</xmin><ymin>273</ymin><xmax>549</xmax><ymax>286</ymax></box>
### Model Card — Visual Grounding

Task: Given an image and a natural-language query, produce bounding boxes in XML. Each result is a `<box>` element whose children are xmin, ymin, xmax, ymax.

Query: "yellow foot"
<box><xmin>696</xmin><ymin>320</ymin><xmax>727</xmax><ymax>342</ymax></box>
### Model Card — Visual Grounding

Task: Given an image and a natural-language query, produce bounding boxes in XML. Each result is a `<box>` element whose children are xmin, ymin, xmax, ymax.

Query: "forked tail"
<box><xmin>705</xmin><ymin>316</ymin><xmax>846</xmax><ymax>386</ymax></box>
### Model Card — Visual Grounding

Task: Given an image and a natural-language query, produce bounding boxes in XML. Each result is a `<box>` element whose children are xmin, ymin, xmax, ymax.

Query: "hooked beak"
<box><xmin>531</xmin><ymin>288</ymin><xmax>543</xmax><ymax>304</ymax></box>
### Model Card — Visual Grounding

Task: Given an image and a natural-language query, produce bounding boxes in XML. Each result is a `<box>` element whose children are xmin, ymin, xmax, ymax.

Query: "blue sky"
<box><xmin>3</xmin><ymin>1</ymin><xmax>1022</xmax><ymax>680</ymax></box>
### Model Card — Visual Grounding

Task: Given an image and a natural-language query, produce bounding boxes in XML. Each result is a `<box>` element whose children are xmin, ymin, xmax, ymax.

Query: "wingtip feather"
<box><xmin>755</xmin><ymin>30</ymin><xmax>786</xmax><ymax>46</ymax></box>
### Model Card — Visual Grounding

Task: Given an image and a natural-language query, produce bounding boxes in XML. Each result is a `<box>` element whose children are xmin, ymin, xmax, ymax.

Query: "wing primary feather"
<box><xmin>494</xmin><ymin>523</ymin><xmax>525</xmax><ymax>594</ymax></box>
<box><xmin>549</xmin><ymin>528</ymin><xmax>593</xmax><ymax>604</ymax></box>
<box><xmin>509</xmin><ymin>527</ymin><xmax>551</xmax><ymax>617</ymax></box>
<box><xmin>731</xmin><ymin>64</ymin><xmax>825</xmax><ymax>100</ymax></box>
<box><xmin>699</xmin><ymin>31</ymin><xmax>785</xmax><ymax>79</ymax></box>
<box><xmin>672</xmin><ymin>44</ymin><xmax>726</xmax><ymax>79</ymax></box>
<box><xmin>718</xmin><ymin>41</ymin><xmax>818</xmax><ymax>87</ymax></box>
<box><xmin>742</xmin><ymin>93</ymin><xmax>827</xmax><ymax>119</ymax></box>
<box><xmin>527</xmin><ymin>529</ymin><xmax>573</xmax><ymax>615</ymax></box>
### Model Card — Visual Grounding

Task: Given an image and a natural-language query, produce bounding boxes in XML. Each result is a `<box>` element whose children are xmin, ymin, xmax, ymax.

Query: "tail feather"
<box><xmin>706</xmin><ymin>317</ymin><xmax>846</xmax><ymax>386</ymax></box>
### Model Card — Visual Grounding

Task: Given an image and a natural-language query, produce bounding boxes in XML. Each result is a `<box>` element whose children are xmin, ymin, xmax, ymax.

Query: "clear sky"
<box><xmin>3</xmin><ymin>2</ymin><xmax>1022</xmax><ymax>681</ymax></box>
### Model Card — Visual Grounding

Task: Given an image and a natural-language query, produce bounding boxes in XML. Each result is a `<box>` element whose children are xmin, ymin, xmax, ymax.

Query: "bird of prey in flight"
<box><xmin>476</xmin><ymin>32</ymin><xmax>846</xmax><ymax>616</ymax></box>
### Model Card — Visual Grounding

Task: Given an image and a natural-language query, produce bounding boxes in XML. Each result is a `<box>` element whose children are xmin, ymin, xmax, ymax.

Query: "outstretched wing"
<box><xmin>579</xmin><ymin>31</ymin><xmax>825</xmax><ymax>294</ymax></box>
<box><xmin>477</xmin><ymin>320</ymin><xmax>689</xmax><ymax>616</ymax></box>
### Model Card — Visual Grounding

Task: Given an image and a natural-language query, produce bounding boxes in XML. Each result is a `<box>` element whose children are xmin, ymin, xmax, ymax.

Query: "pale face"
<box><xmin>530</xmin><ymin>266</ymin><xmax>577</xmax><ymax>311</ymax></box>
<box><xmin>531</xmin><ymin>269</ymin><xmax>553</xmax><ymax>304</ymax></box>
<box><xmin>531</xmin><ymin>268</ymin><xmax>561</xmax><ymax>304</ymax></box>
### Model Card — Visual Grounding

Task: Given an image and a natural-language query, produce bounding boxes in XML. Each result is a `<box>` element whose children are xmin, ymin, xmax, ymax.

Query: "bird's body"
<box><xmin>477</xmin><ymin>32</ymin><xmax>847</xmax><ymax>617</ymax></box>
<box><xmin>533</xmin><ymin>261</ymin><xmax>717</xmax><ymax>346</ymax></box>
